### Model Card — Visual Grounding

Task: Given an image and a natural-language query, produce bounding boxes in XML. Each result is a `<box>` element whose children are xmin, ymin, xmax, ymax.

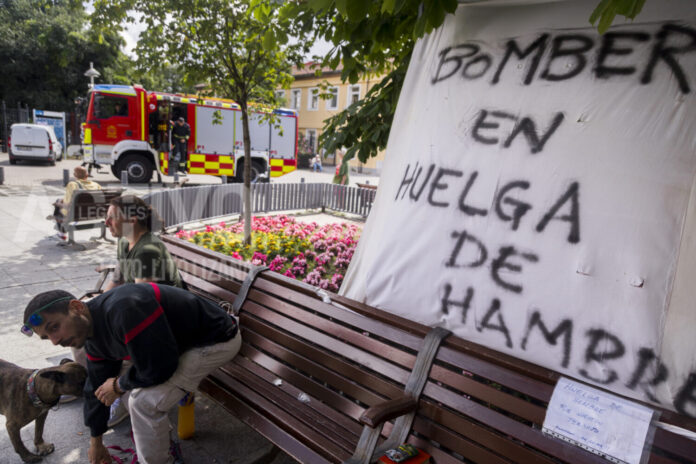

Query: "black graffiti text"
<box><xmin>395</xmin><ymin>163</ymin><xmax>581</xmax><ymax>244</ymax></box>
<box><xmin>432</xmin><ymin>24</ymin><xmax>696</xmax><ymax>94</ymax></box>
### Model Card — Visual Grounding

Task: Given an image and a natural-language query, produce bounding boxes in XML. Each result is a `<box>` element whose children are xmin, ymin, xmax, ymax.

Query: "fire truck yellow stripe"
<box><xmin>141</xmin><ymin>93</ymin><xmax>146</xmax><ymax>141</ymax></box>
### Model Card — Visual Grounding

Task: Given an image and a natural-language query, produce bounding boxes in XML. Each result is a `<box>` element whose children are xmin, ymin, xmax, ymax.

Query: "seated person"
<box><xmin>51</xmin><ymin>166</ymin><xmax>102</xmax><ymax>238</ymax></box>
<box><xmin>103</xmin><ymin>195</ymin><xmax>184</xmax><ymax>291</ymax></box>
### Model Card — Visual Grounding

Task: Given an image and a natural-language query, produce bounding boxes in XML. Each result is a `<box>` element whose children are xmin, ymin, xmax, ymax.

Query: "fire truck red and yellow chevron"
<box><xmin>269</xmin><ymin>158</ymin><xmax>296</xmax><ymax>177</ymax></box>
<box><xmin>159</xmin><ymin>152</ymin><xmax>296</xmax><ymax>177</ymax></box>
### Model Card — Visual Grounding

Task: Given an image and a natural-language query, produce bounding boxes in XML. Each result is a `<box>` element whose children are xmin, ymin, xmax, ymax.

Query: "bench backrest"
<box><xmin>68</xmin><ymin>189</ymin><xmax>124</xmax><ymax>222</ymax></box>
<box><xmin>161</xmin><ymin>234</ymin><xmax>696</xmax><ymax>464</ymax></box>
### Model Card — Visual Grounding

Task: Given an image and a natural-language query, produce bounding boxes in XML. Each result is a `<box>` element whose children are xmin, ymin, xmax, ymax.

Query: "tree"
<box><xmin>0</xmin><ymin>0</ymin><xmax>125</xmax><ymax>110</ymax></box>
<box><xmin>92</xmin><ymin>0</ymin><xmax>309</xmax><ymax>244</ymax></box>
<box><xmin>283</xmin><ymin>0</ymin><xmax>647</xmax><ymax>173</ymax></box>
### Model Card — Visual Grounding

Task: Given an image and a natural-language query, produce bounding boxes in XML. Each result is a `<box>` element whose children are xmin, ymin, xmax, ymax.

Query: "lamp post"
<box><xmin>84</xmin><ymin>62</ymin><xmax>100</xmax><ymax>89</ymax></box>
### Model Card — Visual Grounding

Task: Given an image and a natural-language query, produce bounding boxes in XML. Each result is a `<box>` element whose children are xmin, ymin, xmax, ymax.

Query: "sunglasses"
<box><xmin>21</xmin><ymin>296</ymin><xmax>72</xmax><ymax>337</ymax></box>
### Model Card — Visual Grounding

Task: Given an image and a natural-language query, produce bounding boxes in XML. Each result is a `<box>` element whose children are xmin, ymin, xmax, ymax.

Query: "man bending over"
<box><xmin>22</xmin><ymin>283</ymin><xmax>241</xmax><ymax>464</ymax></box>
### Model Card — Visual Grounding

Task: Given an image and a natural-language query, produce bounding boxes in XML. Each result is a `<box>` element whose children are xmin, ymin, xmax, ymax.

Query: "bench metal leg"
<box><xmin>344</xmin><ymin>327</ymin><xmax>451</xmax><ymax>464</ymax></box>
<box><xmin>90</xmin><ymin>222</ymin><xmax>114</xmax><ymax>243</ymax></box>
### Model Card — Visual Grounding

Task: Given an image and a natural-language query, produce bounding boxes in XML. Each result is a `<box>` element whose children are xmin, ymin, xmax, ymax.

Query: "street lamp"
<box><xmin>84</xmin><ymin>62</ymin><xmax>100</xmax><ymax>89</ymax></box>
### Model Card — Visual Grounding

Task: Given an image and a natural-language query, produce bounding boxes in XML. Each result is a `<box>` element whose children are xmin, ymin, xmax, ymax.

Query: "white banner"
<box><xmin>342</xmin><ymin>0</ymin><xmax>696</xmax><ymax>416</ymax></box>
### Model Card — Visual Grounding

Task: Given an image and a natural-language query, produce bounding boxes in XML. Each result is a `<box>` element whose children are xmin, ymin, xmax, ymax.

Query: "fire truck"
<box><xmin>81</xmin><ymin>84</ymin><xmax>298</xmax><ymax>183</ymax></box>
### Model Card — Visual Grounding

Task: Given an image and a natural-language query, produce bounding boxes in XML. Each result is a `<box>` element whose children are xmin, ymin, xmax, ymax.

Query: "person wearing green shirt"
<box><xmin>103</xmin><ymin>195</ymin><xmax>183</xmax><ymax>291</ymax></box>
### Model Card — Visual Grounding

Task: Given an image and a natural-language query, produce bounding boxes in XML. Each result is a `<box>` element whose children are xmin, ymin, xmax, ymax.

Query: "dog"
<box><xmin>0</xmin><ymin>359</ymin><xmax>87</xmax><ymax>463</ymax></box>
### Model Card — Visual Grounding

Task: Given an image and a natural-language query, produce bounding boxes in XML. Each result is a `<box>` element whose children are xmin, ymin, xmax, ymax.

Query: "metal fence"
<box><xmin>1</xmin><ymin>101</ymin><xmax>31</xmax><ymax>153</ymax></box>
<box><xmin>143</xmin><ymin>182</ymin><xmax>377</xmax><ymax>228</ymax></box>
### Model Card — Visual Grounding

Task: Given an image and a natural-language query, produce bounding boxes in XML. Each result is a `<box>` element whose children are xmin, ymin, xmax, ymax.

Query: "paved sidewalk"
<box><xmin>0</xmin><ymin>186</ymin><xmax>300</xmax><ymax>464</ymax></box>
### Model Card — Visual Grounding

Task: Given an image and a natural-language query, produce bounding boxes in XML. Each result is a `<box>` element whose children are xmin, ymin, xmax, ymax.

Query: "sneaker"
<box><xmin>169</xmin><ymin>439</ymin><xmax>185</xmax><ymax>464</ymax></box>
<box><xmin>59</xmin><ymin>394</ymin><xmax>79</xmax><ymax>403</ymax></box>
<box><xmin>107</xmin><ymin>398</ymin><xmax>130</xmax><ymax>428</ymax></box>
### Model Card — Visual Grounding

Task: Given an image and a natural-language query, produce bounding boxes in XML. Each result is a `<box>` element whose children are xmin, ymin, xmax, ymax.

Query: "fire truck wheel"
<box><xmin>118</xmin><ymin>154</ymin><xmax>153</xmax><ymax>183</ymax></box>
<box><xmin>234</xmin><ymin>161</ymin><xmax>264</xmax><ymax>183</ymax></box>
<box><xmin>110</xmin><ymin>164</ymin><xmax>119</xmax><ymax>177</ymax></box>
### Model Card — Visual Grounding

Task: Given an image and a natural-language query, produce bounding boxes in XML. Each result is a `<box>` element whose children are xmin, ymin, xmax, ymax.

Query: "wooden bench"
<box><xmin>160</xmin><ymin>234</ymin><xmax>696</xmax><ymax>464</ymax></box>
<box><xmin>61</xmin><ymin>188</ymin><xmax>123</xmax><ymax>248</ymax></box>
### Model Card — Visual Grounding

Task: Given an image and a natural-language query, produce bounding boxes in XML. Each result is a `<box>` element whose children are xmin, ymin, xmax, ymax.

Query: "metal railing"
<box><xmin>143</xmin><ymin>182</ymin><xmax>377</xmax><ymax>228</ymax></box>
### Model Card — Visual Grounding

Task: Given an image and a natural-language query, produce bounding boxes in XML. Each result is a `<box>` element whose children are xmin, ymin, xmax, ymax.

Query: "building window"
<box><xmin>347</xmin><ymin>85</ymin><xmax>361</xmax><ymax>107</ymax></box>
<box><xmin>326</xmin><ymin>86</ymin><xmax>339</xmax><ymax>110</ymax></box>
<box><xmin>308</xmin><ymin>88</ymin><xmax>319</xmax><ymax>111</ymax></box>
<box><xmin>275</xmin><ymin>90</ymin><xmax>286</xmax><ymax>105</ymax></box>
<box><xmin>306</xmin><ymin>129</ymin><xmax>317</xmax><ymax>153</ymax></box>
<box><xmin>291</xmin><ymin>89</ymin><xmax>301</xmax><ymax>110</ymax></box>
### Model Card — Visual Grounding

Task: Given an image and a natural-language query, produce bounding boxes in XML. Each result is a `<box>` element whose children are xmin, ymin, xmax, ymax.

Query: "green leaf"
<box><xmin>345</xmin><ymin>0</ymin><xmax>370</xmax><ymax>21</ymax></box>
<box><xmin>589</xmin><ymin>0</ymin><xmax>646</xmax><ymax>34</ymax></box>
<box><xmin>335</xmin><ymin>0</ymin><xmax>348</xmax><ymax>16</ymax></box>
<box><xmin>381</xmin><ymin>0</ymin><xmax>397</xmax><ymax>14</ymax></box>
<box><xmin>262</xmin><ymin>29</ymin><xmax>275</xmax><ymax>50</ymax></box>
<box><xmin>307</xmin><ymin>0</ymin><xmax>332</xmax><ymax>12</ymax></box>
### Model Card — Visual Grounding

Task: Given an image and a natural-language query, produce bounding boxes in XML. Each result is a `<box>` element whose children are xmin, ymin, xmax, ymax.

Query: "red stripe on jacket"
<box><xmin>86</xmin><ymin>352</ymin><xmax>131</xmax><ymax>362</ymax></box>
<box><xmin>124</xmin><ymin>283</ymin><xmax>163</xmax><ymax>344</ymax></box>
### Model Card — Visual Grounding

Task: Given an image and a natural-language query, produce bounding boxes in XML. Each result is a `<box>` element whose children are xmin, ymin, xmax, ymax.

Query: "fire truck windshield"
<box><xmin>94</xmin><ymin>94</ymin><xmax>129</xmax><ymax>119</ymax></box>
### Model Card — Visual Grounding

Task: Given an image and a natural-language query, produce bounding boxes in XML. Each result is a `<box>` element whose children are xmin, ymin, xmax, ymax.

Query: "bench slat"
<box><xmin>417</xmin><ymin>400</ymin><xmax>557</xmax><ymax>464</ymax></box>
<box><xmin>242</xmin><ymin>301</ymin><xmax>412</xmax><ymax>388</ymax></box>
<box><xmin>199</xmin><ymin>377</ymin><xmax>334</xmax><ymax>464</ymax></box>
<box><xmin>240</xmin><ymin>318</ymin><xmax>400</xmax><ymax>415</ymax></box>
<box><xmin>222</xmin><ymin>362</ymin><xmax>358</xmax><ymax>453</ymax></box>
<box><xmin>237</xmin><ymin>333</ymin><xmax>370</xmax><ymax>421</ymax></box>
<box><xmin>232</xmin><ymin>354</ymin><xmax>364</xmax><ymax>437</ymax></box>
<box><xmin>423</xmin><ymin>381</ymin><xmax>609</xmax><ymax>463</ymax></box>
<box><xmin>209</xmin><ymin>366</ymin><xmax>351</xmax><ymax>462</ymax></box>
<box><xmin>410</xmin><ymin>416</ymin><xmax>519</xmax><ymax>464</ymax></box>
<box><xmin>652</xmin><ymin>427</ymin><xmax>696</xmax><ymax>462</ymax></box>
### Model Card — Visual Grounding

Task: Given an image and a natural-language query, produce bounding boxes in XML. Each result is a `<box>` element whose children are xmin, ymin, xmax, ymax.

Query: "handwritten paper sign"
<box><xmin>543</xmin><ymin>377</ymin><xmax>654</xmax><ymax>464</ymax></box>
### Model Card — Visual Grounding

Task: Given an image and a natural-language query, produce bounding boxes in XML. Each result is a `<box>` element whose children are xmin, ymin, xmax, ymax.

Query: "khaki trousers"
<box><xmin>123</xmin><ymin>334</ymin><xmax>242</xmax><ymax>464</ymax></box>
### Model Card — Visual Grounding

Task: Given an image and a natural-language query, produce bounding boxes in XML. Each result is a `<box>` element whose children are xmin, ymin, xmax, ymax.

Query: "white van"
<box><xmin>9</xmin><ymin>124</ymin><xmax>63</xmax><ymax>165</ymax></box>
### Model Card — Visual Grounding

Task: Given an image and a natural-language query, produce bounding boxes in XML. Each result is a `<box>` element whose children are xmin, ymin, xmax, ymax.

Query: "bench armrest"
<box><xmin>359</xmin><ymin>395</ymin><xmax>417</xmax><ymax>428</ymax></box>
<box><xmin>80</xmin><ymin>265</ymin><xmax>116</xmax><ymax>300</ymax></box>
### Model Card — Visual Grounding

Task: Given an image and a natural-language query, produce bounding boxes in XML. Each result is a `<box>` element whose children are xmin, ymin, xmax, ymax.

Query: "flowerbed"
<box><xmin>175</xmin><ymin>215</ymin><xmax>361</xmax><ymax>292</ymax></box>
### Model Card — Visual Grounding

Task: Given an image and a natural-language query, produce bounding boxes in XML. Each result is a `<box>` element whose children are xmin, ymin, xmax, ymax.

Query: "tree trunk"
<box><xmin>241</xmin><ymin>103</ymin><xmax>252</xmax><ymax>245</ymax></box>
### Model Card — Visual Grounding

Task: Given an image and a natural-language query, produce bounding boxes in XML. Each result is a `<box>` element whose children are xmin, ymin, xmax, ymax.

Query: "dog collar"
<box><xmin>27</xmin><ymin>370</ymin><xmax>58</xmax><ymax>408</ymax></box>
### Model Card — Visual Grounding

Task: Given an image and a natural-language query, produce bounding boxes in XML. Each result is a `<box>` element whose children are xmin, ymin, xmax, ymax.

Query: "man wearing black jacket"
<box><xmin>22</xmin><ymin>283</ymin><xmax>241</xmax><ymax>464</ymax></box>
<box><xmin>170</xmin><ymin>117</ymin><xmax>190</xmax><ymax>173</ymax></box>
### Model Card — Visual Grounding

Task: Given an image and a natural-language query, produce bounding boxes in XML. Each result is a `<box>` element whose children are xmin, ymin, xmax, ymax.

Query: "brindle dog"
<box><xmin>0</xmin><ymin>359</ymin><xmax>86</xmax><ymax>463</ymax></box>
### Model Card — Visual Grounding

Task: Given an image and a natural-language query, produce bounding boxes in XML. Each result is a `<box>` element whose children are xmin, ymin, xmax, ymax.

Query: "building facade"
<box><xmin>276</xmin><ymin>64</ymin><xmax>385</xmax><ymax>174</ymax></box>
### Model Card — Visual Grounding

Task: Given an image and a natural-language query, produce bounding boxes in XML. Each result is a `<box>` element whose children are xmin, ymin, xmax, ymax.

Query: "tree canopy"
<box><xmin>0</xmin><ymin>0</ymin><xmax>196</xmax><ymax>111</ymax></box>
<box><xmin>0</xmin><ymin>0</ymin><xmax>121</xmax><ymax>110</ymax></box>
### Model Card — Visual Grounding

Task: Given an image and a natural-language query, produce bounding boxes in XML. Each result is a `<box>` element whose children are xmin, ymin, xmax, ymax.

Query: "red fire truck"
<box><xmin>81</xmin><ymin>84</ymin><xmax>298</xmax><ymax>183</ymax></box>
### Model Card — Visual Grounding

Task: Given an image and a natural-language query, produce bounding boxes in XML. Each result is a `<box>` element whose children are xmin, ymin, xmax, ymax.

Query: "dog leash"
<box><xmin>107</xmin><ymin>430</ymin><xmax>138</xmax><ymax>464</ymax></box>
<box><xmin>107</xmin><ymin>444</ymin><xmax>138</xmax><ymax>464</ymax></box>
